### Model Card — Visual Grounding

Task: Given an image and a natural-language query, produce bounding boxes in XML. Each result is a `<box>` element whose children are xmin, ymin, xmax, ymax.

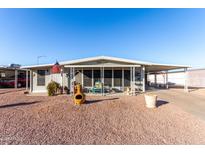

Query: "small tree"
<box><xmin>47</xmin><ymin>81</ymin><xmax>60</xmax><ymax>96</ymax></box>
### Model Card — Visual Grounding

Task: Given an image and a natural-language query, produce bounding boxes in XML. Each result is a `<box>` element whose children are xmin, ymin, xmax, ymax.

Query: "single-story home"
<box><xmin>21</xmin><ymin>56</ymin><xmax>189</xmax><ymax>95</ymax></box>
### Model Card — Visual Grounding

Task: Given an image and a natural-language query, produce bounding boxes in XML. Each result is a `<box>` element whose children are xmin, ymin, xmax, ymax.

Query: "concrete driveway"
<box><xmin>149</xmin><ymin>88</ymin><xmax>205</xmax><ymax>121</ymax></box>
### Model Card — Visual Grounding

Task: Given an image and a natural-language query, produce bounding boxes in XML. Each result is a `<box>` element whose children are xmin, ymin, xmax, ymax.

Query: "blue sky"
<box><xmin>0</xmin><ymin>9</ymin><xmax>205</xmax><ymax>68</ymax></box>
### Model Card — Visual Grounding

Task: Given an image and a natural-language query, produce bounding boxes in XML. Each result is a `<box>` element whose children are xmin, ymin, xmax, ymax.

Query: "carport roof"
<box><xmin>21</xmin><ymin>56</ymin><xmax>190</xmax><ymax>72</ymax></box>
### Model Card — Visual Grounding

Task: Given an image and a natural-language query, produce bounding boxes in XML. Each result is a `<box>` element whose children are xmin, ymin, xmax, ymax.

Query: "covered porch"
<box><xmin>65</xmin><ymin>64</ymin><xmax>145</xmax><ymax>96</ymax></box>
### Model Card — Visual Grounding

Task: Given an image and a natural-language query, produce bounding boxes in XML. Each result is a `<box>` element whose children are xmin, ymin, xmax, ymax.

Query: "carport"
<box><xmin>146</xmin><ymin>64</ymin><xmax>189</xmax><ymax>92</ymax></box>
<box><xmin>0</xmin><ymin>66</ymin><xmax>29</xmax><ymax>89</ymax></box>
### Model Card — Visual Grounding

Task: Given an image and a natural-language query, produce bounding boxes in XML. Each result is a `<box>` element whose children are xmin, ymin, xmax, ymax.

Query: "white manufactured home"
<box><xmin>21</xmin><ymin>56</ymin><xmax>189</xmax><ymax>95</ymax></box>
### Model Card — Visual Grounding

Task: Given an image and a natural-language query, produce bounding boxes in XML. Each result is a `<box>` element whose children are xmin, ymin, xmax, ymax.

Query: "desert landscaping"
<box><xmin>0</xmin><ymin>88</ymin><xmax>205</xmax><ymax>144</ymax></box>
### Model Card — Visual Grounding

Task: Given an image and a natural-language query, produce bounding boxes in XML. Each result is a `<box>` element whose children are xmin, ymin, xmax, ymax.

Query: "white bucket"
<box><xmin>144</xmin><ymin>94</ymin><xmax>157</xmax><ymax>108</ymax></box>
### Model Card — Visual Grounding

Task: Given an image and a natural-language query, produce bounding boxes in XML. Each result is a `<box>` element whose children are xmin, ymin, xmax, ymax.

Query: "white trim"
<box><xmin>21</xmin><ymin>64</ymin><xmax>53</xmax><ymax>69</ymax></box>
<box><xmin>142</xmin><ymin>66</ymin><xmax>145</xmax><ymax>92</ymax></box>
<box><xmin>122</xmin><ymin>68</ymin><xmax>124</xmax><ymax>91</ymax></box>
<box><xmin>60</xmin><ymin>56</ymin><xmax>149</xmax><ymax>66</ymax></box>
<box><xmin>81</xmin><ymin>68</ymin><xmax>84</xmax><ymax>87</ymax></box>
<box><xmin>69</xmin><ymin>67</ymin><xmax>73</xmax><ymax>94</ymax></box>
<box><xmin>30</xmin><ymin>70</ymin><xmax>33</xmax><ymax>92</ymax></box>
<box><xmin>64</xmin><ymin>64</ymin><xmax>141</xmax><ymax>68</ymax></box>
<box><xmin>133</xmin><ymin>67</ymin><xmax>135</xmax><ymax>95</ymax></box>
<box><xmin>26</xmin><ymin>70</ymin><xmax>28</xmax><ymax>90</ymax></box>
<box><xmin>61</xmin><ymin>68</ymin><xmax>64</xmax><ymax>93</ymax></box>
<box><xmin>92</xmin><ymin>68</ymin><xmax>94</xmax><ymax>88</ymax></box>
<box><xmin>112</xmin><ymin>68</ymin><xmax>114</xmax><ymax>88</ymax></box>
<box><xmin>101</xmin><ymin>67</ymin><xmax>104</xmax><ymax>96</ymax></box>
<box><xmin>61</xmin><ymin>56</ymin><xmax>190</xmax><ymax>67</ymax></box>
<box><xmin>73</xmin><ymin>67</ymin><xmax>75</xmax><ymax>81</ymax></box>
<box><xmin>21</xmin><ymin>55</ymin><xmax>190</xmax><ymax>69</ymax></box>
<box><xmin>130</xmin><ymin>67</ymin><xmax>133</xmax><ymax>95</ymax></box>
<box><xmin>130</xmin><ymin>67</ymin><xmax>132</xmax><ymax>92</ymax></box>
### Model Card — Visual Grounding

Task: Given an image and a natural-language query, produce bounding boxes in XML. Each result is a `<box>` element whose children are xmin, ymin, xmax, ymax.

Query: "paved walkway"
<box><xmin>149</xmin><ymin>88</ymin><xmax>205</xmax><ymax>121</ymax></box>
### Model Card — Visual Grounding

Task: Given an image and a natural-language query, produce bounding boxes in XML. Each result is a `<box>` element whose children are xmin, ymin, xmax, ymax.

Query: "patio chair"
<box><xmin>90</xmin><ymin>81</ymin><xmax>102</xmax><ymax>94</ymax></box>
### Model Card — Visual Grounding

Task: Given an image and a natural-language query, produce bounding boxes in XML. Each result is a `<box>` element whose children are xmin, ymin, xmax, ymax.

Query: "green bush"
<box><xmin>47</xmin><ymin>81</ymin><xmax>60</xmax><ymax>96</ymax></box>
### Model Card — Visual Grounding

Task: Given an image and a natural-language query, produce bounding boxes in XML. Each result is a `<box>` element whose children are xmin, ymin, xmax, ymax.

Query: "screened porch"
<box><xmin>66</xmin><ymin>66</ymin><xmax>145</xmax><ymax>96</ymax></box>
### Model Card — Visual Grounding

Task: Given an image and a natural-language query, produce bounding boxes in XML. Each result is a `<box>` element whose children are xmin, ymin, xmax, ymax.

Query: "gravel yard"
<box><xmin>0</xmin><ymin>89</ymin><xmax>205</xmax><ymax>144</ymax></box>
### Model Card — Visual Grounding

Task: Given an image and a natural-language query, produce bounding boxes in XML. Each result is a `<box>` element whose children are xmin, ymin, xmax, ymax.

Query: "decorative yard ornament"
<box><xmin>52</xmin><ymin>61</ymin><xmax>61</xmax><ymax>74</ymax></box>
<box><xmin>73</xmin><ymin>83</ymin><xmax>86</xmax><ymax>105</ymax></box>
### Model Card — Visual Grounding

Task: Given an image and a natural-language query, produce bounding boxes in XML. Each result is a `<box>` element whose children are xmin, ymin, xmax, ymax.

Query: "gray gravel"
<box><xmin>0</xmin><ymin>89</ymin><xmax>205</xmax><ymax>144</ymax></box>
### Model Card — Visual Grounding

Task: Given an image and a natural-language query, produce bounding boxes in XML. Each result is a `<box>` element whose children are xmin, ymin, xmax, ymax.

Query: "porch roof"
<box><xmin>21</xmin><ymin>56</ymin><xmax>190</xmax><ymax>72</ymax></box>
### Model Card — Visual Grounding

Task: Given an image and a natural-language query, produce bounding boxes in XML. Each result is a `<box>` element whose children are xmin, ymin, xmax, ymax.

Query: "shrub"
<box><xmin>47</xmin><ymin>81</ymin><xmax>60</xmax><ymax>96</ymax></box>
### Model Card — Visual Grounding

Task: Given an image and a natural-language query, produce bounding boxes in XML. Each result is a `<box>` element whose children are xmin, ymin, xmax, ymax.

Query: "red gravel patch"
<box><xmin>0</xmin><ymin>89</ymin><xmax>205</xmax><ymax>144</ymax></box>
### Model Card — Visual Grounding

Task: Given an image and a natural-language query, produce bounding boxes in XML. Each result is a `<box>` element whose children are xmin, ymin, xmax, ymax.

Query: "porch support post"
<box><xmin>14</xmin><ymin>69</ymin><xmax>18</xmax><ymax>89</ymax></box>
<box><xmin>73</xmin><ymin>67</ymin><xmax>75</xmax><ymax>82</ymax></box>
<box><xmin>154</xmin><ymin>73</ymin><xmax>157</xmax><ymax>86</ymax></box>
<box><xmin>122</xmin><ymin>68</ymin><xmax>124</xmax><ymax>92</ymax></box>
<box><xmin>69</xmin><ymin>67</ymin><xmax>73</xmax><ymax>95</ymax></box>
<box><xmin>81</xmin><ymin>68</ymin><xmax>84</xmax><ymax>87</ymax></box>
<box><xmin>130</xmin><ymin>67</ymin><xmax>133</xmax><ymax>95</ymax></box>
<box><xmin>92</xmin><ymin>68</ymin><xmax>94</xmax><ymax>89</ymax></box>
<box><xmin>142</xmin><ymin>66</ymin><xmax>145</xmax><ymax>92</ymax></box>
<box><xmin>112</xmin><ymin>68</ymin><xmax>114</xmax><ymax>88</ymax></box>
<box><xmin>133</xmin><ymin>67</ymin><xmax>135</xmax><ymax>95</ymax></box>
<box><xmin>165</xmin><ymin>71</ymin><xmax>169</xmax><ymax>89</ymax></box>
<box><xmin>184</xmin><ymin>68</ymin><xmax>188</xmax><ymax>92</ymax></box>
<box><xmin>29</xmin><ymin>70</ymin><xmax>33</xmax><ymax>93</ymax></box>
<box><xmin>61</xmin><ymin>67</ymin><xmax>64</xmax><ymax>93</ymax></box>
<box><xmin>26</xmin><ymin>70</ymin><xmax>28</xmax><ymax>90</ymax></box>
<box><xmin>69</xmin><ymin>68</ymin><xmax>72</xmax><ymax>94</ymax></box>
<box><xmin>101</xmin><ymin>67</ymin><xmax>104</xmax><ymax>96</ymax></box>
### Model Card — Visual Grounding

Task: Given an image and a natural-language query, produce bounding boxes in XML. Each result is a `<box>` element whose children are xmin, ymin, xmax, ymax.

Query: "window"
<box><xmin>93</xmin><ymin>70</ymin><xmax>101</xmax><ymax>86</ymax></box>
<box><xmin>83</xmin><ymin>70</ymin><xmax>92</xmax><ymax>87</ymax></box>
<box><xmin>104</xmin><ymin>70</ymin><xmax>112</xmax><ymax>87</ymax></box>
<box><xmin>75</xmin><ymin>70</ymin><xmax>82</xmax><ymax>84</ymax></box>
<box><xmin>37</xmin><ymin>70</ymin><xmax>46</xmax><ymax>86</ymax></box>
<box><xmin>114</xmin><ymin>70</ymin><xmax>122</xmax><ymax>87</ymax></box>
<box><xmin>124</xmin><ymin>70</ymin><xmax>130</xmax><ymax>87</ymax></box>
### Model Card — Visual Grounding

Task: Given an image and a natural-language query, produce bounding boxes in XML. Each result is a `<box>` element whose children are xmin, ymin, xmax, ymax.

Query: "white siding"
<box><xmin>32</xmin><ymin>68</ymin><xmax>51</xmax><ymax>93</ymax></box>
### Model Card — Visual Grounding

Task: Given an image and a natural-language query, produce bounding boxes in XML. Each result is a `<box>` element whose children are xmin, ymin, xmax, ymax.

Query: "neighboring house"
<box><xmin>148</xmin><ymin>68</ymin><xmax>205</xmax><ymax>88</ymax></box>
<box><xmin>0</xmin><ymin>64</ymin><xmax>29</xmax><ymax>88</ymax></box>
<box><xmin>21</xmin><ymin>56</ymin><xmax>189</xmax><ymax>95</ymax></box>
